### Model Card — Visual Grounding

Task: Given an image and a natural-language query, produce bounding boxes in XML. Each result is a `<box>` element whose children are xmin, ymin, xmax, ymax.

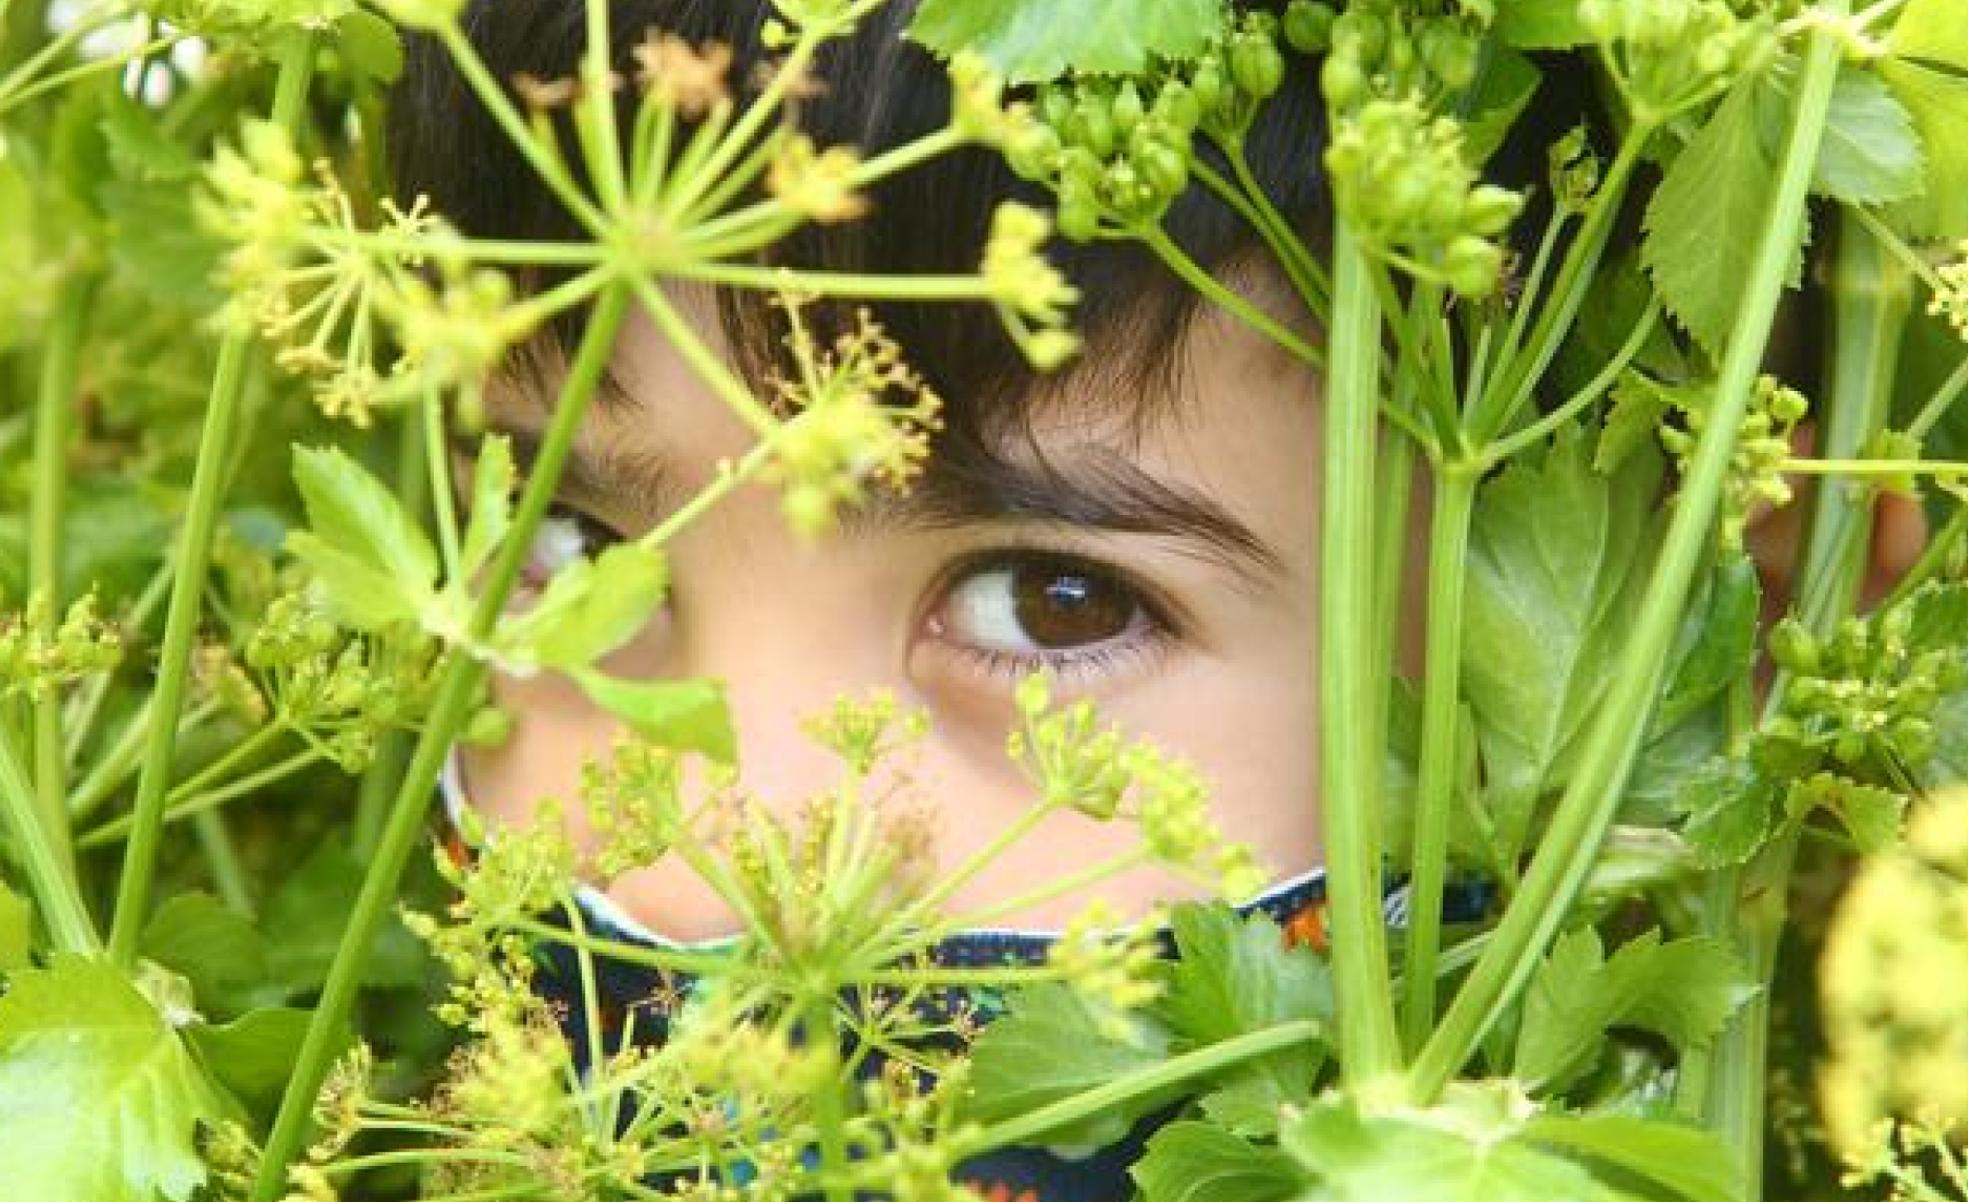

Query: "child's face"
<box><xmin>459</xmin><ymin>288</ymin><xmax>1346</xmax><ymax>939</ymax></box>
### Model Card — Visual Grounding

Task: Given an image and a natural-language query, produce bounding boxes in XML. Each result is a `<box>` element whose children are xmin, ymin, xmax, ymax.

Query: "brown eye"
<box><xmin>939</xmin><ymin>553</ymin><xmax>1148</xmax><ymax>654</ymax></box>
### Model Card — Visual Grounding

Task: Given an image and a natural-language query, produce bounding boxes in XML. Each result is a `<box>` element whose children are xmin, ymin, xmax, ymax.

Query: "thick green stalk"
<box><xmin>248</xmin><ymin>283</ymin><xmax>633</xmax><ymax>1202</ymax></box>
<box><xmin>30</xmin><ymin>273</ymin><xmax>91</xmax><ymax>871</ymax></box>
<box><xmin>1400</xmin><ymin>461</ymin><xmax>1477</xmax><ymax>1054</ymax></box>
<box><xmin>1703</xmin><ymin>203</ymin><xmax>1908</xmax><ymax>1193</ymax></box>
<box><xmin>1409</xmin><ymin>17</ymin><xmax>1846</xmax><ymax>1101</ymax></box>
<box><xmin>105</xmin><ymin>37</ymin><xmax>317</xmax><ymax>966</ymax></box>
<box><xmin>1322</xmin><ymin>227</ymin><xmax>1402</xmax><ymax>1085</ymax></box>
<box><xmin>0</xmin><ymin>735</ymin><xmax>97</xmax><ymax>952</ymax></box>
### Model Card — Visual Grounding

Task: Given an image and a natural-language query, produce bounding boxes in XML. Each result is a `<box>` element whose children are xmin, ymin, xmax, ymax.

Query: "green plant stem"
<box><xmin>436</xmin><ymin>22</ymin><xmax>607</xmax><ymax>237</ymax></box>
<box><xmin>1906</xmin><ymin>352</ymin><xmax>1968</xmax><ymax>443</ymax></box>
<box><xmin>1322</xmin><ymin>226</ymin><xmax>1402</xmax><ymax>1087</ymax></box>
<box><xmin>1479</xmin><ymin>301</ymin><xmax>1661</xmax><ymax>470</ymax></box>
<box><xmin>806</xmin><ymin>991</ymin><xmax>852</xmax><ymax>1202</ymax></box>
<box><xmin>956</xmin><ymin>1020</ymin><xmax>1324</xmax><ymax>1156</ymax></box>
<box><xmin>193</xmin><ymin>810</ymin><xmax>254</xmax><ymax>916</ymax></box>
<box><xmin>0</xmin><ymin>733</ymin><xmax>97</xmax><ymax>952</ymax></box>
<box><xmin>77</xmin><ymin>746</ymin><xmax>322</xmax><ymax>848</ymax></box>
<box><xmin>1409</xmin><ymin>16</ymin><xmax>1845</xmax><ymax>1102</ymax></box>
<box><xmin>0</xmin><ymin>32</ymin><xmax>185</xmax><ymax>112</ymax></box>
<box><xmin>1883</xmin><ymin>498</ymin><xmax>1968</xmax><ymax>611</ymax></box>
<box><xmin>355</xmin><ymin>409</ymin><xmax>432</xmax><ymax>861</ymax></box>
<box><xmin>105</xmin><ymin>35</ymin><xmax>317</xmax><ymax>967</ymax></box>
<box><xmin>1704</xmin><ymin>200</ymin><xmax>1906</xmax><ymax>1194</ymax></box>
<box><xmin>30</xmin><ymin>273</ymin><xmax>91</xmax><ymax>874</ymax></box>
<box><xmin>1400</xmin><ymin>461</ymin><xmax>1478</xmax><ymax>1055</ymax></box>
<box><xmin>1473</xmin><ymin>129</ymin><xmax>1653</xmax><ymax>442</ymax></box>
<box><xmin>248</xmin><ymin>283</ymin><xmax>633</xmax><ymax>1202</ymax></box>
<box><xmin>1140</xmin><ymin>226</ymin><xmax>1322</xmax><ymax>367</ymax></box>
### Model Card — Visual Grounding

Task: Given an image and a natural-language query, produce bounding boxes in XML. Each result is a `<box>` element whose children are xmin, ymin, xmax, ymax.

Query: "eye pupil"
<box><xmin>1013</xmin><ymin>563</ymin><xmax>1133</xmax><ymax>648</ymax></box>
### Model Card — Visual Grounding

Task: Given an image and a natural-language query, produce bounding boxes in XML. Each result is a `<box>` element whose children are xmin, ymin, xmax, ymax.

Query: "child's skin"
<box><xmin>458</xmin><ymin>279</ymin><xmax>1928</xmax><ymax>944</ymax></box>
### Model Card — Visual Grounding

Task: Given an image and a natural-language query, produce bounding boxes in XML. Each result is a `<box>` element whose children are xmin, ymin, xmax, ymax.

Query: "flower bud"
<box><xmin>1229</xmin><ymin>36</ymin><xmax>1284</xmax><ymax>100</ymax></box>
<box><xmin>1283</xmin><ymin>0</ymin><xmax>1337</xmax><ymax>53</ymax></box>
<box><xmin>1442</xmin><ymin>235</ymin><xmax>1503</xmax><ymax>297</ymax></box>
<box><xmin>1768</xmin><ymin>618</ymin><xmax>1821</xmax><ymax>675</ymax></box>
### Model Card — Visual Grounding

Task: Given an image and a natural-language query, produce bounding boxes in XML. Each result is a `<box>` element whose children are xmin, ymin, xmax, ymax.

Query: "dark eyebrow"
<box><xmin>463</xmin><ymin>409</ymin><xmax>1283</xmax><ymax>588</ymax></box>
<box><xmin>848</xmin><ymin>442</ymin><xmax>1288</xmax><ymax>588</ymax></box>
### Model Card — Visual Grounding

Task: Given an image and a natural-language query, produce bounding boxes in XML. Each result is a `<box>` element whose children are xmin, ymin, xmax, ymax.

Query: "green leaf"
<box><xmin>1158</xmin><ymin>904</ymin><xmax>1330</xmax><ymax>1116</ymax></box>
<box><xmin>1907</xmin><ymin>581</ymin><xmax>1968</xmax><ymax>651</ymax></box>
<box><xmin>1526</xmin><ymin>1115</ymin><xmax>1740</xmax><ymax>1202</ymax></box>
<box><xmin>1654</xmin><ymin>553</ymin><xmax>1759</xmax><ymax>731</ymax></box>
<box><xmin>1280</xmin><ymin>1096</ymin><xmax>1619</xmax><ymax>1202</ymax></box>
<box><xmin>261</xmin><ymin>844</ymin><xmax>427</xmax><ymax>995</ymax></box>
<box><xmin>1766</xmin><ymin>61</ymin><xmax>1925</xmax><ymax>206</ymax></box>
<box><xmin>1881</xmin><ymin>0</ymin><xmax>1968</xmax><ymax>237</ymax></box>
<box><xmin>102</xmin><ymin>92</ymin><xmax>200</xmax><ymax>181</ymax></box>
<box><xmin>1133</xmin><ymin>1120</ymin><xmax>1304</xmax><ymax>1202</ymax></box>
<box><xmin>1495</xmin><ymin>0</ymin><xmax>1592</xmax><ymax>49</ymax></box>
<box><xmin>1674</xmin><ymin>754</ymin><xmax>1775</xmax><ymax>868</ymax></box>
<box><xmin>1515</xmin><ymin>928</ymin><xmax>1756</xmax><ymax>1093</ymax></box>
<box><xmin>186</xmin><ymin>1006</ymin><xmax>319</xmax><ymax>1115</ymax></box>
<box><xmin>1644</xmin><ymin>71</ymin><xmax>1806</xmax><ymax>356</ymax></box>
<box><xmin>459</xmin><ymin>434</ymin><xmax>514</xmax><ymax>578</ymax></box>
<box><xmin>334</xmin><ymin>9</ymin><xmax>404</xmax><ymax>84</ymax></box>
<box><xmin>1462</xmin><ymin>426</ymin><xmax>1660</xmax><ymax>859</ymax></box>
<box><xmin>1786</xmin><ymin>773</ymin><xmax>1906</xmax><ymax>854</ymax></box>
<box><xmin>97</xmin><ymin>177</ymin><xmax>224</xmax><ymax>312</ymax></box>
<box><xmin>964</xmin><ymin>982</ymin><xmax>1176</xmax><ymax>1148</ymax></box>
<box><xmin>287</xmin><ymin>446</ymin><xmax>438</xmax><ymax>630</ymax></box>
<box><xmin>908</xmin><ymin>0</ymin><xmax>1225</xmax><ymax>82</ymax></box>
<box><xmin>0</xmin><ymin>886</ymin><xmax>29</xmax><ymax>971</ymax></box>
<box><xmin>569</xmin><ymin>672</ymin><xmax>737</xmax><ymax>765</ymax></box>
<box><xmin>141</xmin><ymin>892</ymin><xmax>271</xmax><ymax>1017</ymax></box>
<box><xmin>0</xmin><ymin>953</ymin><xmax>223</xmax><ymax>1202</ymax></box>
<box><xmin>1462</xmin><ymin>47</ymin><xmax>1543</xmax><ymax>165</ymax></box>
<box><xmin>498</xmin><ymin>543</ymin><xmax>667</xmax><ymax>671</ymax></box>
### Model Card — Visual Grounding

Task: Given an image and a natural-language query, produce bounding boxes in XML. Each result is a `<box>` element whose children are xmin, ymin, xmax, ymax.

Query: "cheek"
<box><xmin>459</xmin><ymin>672</ymin><xmax>615</xmax><ymax>841</ymax></box>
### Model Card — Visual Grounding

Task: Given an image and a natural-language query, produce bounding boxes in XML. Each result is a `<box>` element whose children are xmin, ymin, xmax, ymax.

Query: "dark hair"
<box><xmin>390</xmin><ymin>0</ymin><xmax>1332</xmax><ymax>450</ymax></box>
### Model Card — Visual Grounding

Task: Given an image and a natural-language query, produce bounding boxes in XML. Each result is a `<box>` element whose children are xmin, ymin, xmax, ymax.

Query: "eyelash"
<box><xmin>517</xmin><ymin>504</ymin><xmax>1181</xmax><ymax>686</ymax></box>
<box><xmin>921</xmin><ymin>548</ymin><xmax>1180</xmax><ymax>686</ymax></box>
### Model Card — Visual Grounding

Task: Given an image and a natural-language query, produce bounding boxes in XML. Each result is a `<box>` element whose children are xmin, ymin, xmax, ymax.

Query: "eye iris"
<box><xmin>1012</xmin><ymin>563</ymin><xmax>1133</xmax><ymax>648</ymax></box>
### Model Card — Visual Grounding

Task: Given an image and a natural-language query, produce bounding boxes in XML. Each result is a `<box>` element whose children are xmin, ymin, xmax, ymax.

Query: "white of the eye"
<box><xmin>529</xmin><ymin>514</ymin><xmax>590</xmax><ymax>577</ymax></box>
<box><xmin>941</xmin><ymin>566</ymin><xmax>1042</xmax><ymax>654</ymax></box>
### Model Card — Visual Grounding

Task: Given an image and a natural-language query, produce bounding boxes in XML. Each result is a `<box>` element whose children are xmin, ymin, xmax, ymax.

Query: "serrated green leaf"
<box><xmin>1157</xmin><ymin>904</ymin><xmax>1330</xmax><ymax>1116</ymax></box>
<box><xmin>1764</xmin><ymin>61</ymin><xmax>1925</xmax><ymax>206</ymax></box>
<box><xmin>1595</xmin><ymin>373</ymin><xmax>1672</xmax><ymax>475</ymax></box>
<box><xmin>1280</xmin><ymin>1097</ymin><xmax>1619</xmax><ymax>1202</ymax></box>
<box><xmin>1133</xmin><ymin>1120</ymin><xmax>1303</xmax><ymax>1202</ymax></box>
<box><xmin>1644</xmin><ymin>72</ymin><xmax>1804</xmax><ymax>356</ymax></box>
<box><xmin>1515</xmin><ymin>928</ymin><xmax>1756</xmax><ymax>1093</ymax></box>
<box><xmin>1462</xmin><ymin>426</ymin><xmax>1660</xmax><ymax>859</ymax></box>
<box><xmin>186</xmin><ymin>1006</ymin><xmax>319</xmax><ymax>1114</ymax></box>
<box><xmin>1655</xmin><ymin>553</ymin><xmax>1759</xmax><ymax>731</ymax></box>
<box><xmin>1908</xmin><ymin>581</ymin><xmax>1968</xmax><ymax>651</ymax></box>
<box><xmin>141</xmin><ymin>892</ymin><xmax>271</xmax><ymax>1017</ymax></box>
<box><xmin>1674</xmin><ymin>754</ymin><xmax>1776</xmax><ymax>868</ymax></box>
<box><xmin>287</xmin><ymin>446</ymin><xmax>437</xmax><ymax>630</ymax></box>
<box><xmin>1881</xmin><ymin>0</ymin><xmax>1968</xmax><ymax>237</ymax></box>
<box><xmin>1495</xmin><ymin>0</ymin><xmax>1591</xmax><ymax>49</ymax></box>
<box><xmin>98</xmin><ymin>177</ymin><xmax>225</xmax><ymax>312</ymax></box>
<box><xmin>334</xmin><ymin>9</ymin><xmax>404</xmax><ymax>84</ymax></box>
<box><xmin>964</xmin><ymin>982</ymin><xmax>1177</xmax><ymax>1148</ymax></box>
<box><xmin>1525</xmin><ymin>1114</ymin><xmax>1741</xmax><ymax>1202</ymax></box>
<box><xmin>908</xmin><ymin>0</ymin><xmax>1225</xmax><ymax>82</ymax></box>
<box><xmin>0</xmin><ymin>953</ymin><xmax>223</xmax><ymax>1202</ymax></box>
<box><xmin>102</xmin><ymin>92</ymin><xmax>200</xmax><ymax>181</ymax></box>
<box><xmin>569</xmin><ymin>671</ymin><xmax>736</xmax><ymax>765</ymax></box>
<box><xmin>0</xmin><ymin>886</ymin><xmax>30</xmax><ymax>971</ymax></box>
<box><xmin>498</xmin><ymin>543</ymin><xmax>667</xmax><ymax>671</ymax></box>
<box><xmin>459</xmin><ymin>434</ymin><xmax>514</xmax><ymax>578</ymax></box>
<box><xmin>1786</xmin><ymin>774</ymin><xmax>1906</xmax><ymax>854</ymax></box>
